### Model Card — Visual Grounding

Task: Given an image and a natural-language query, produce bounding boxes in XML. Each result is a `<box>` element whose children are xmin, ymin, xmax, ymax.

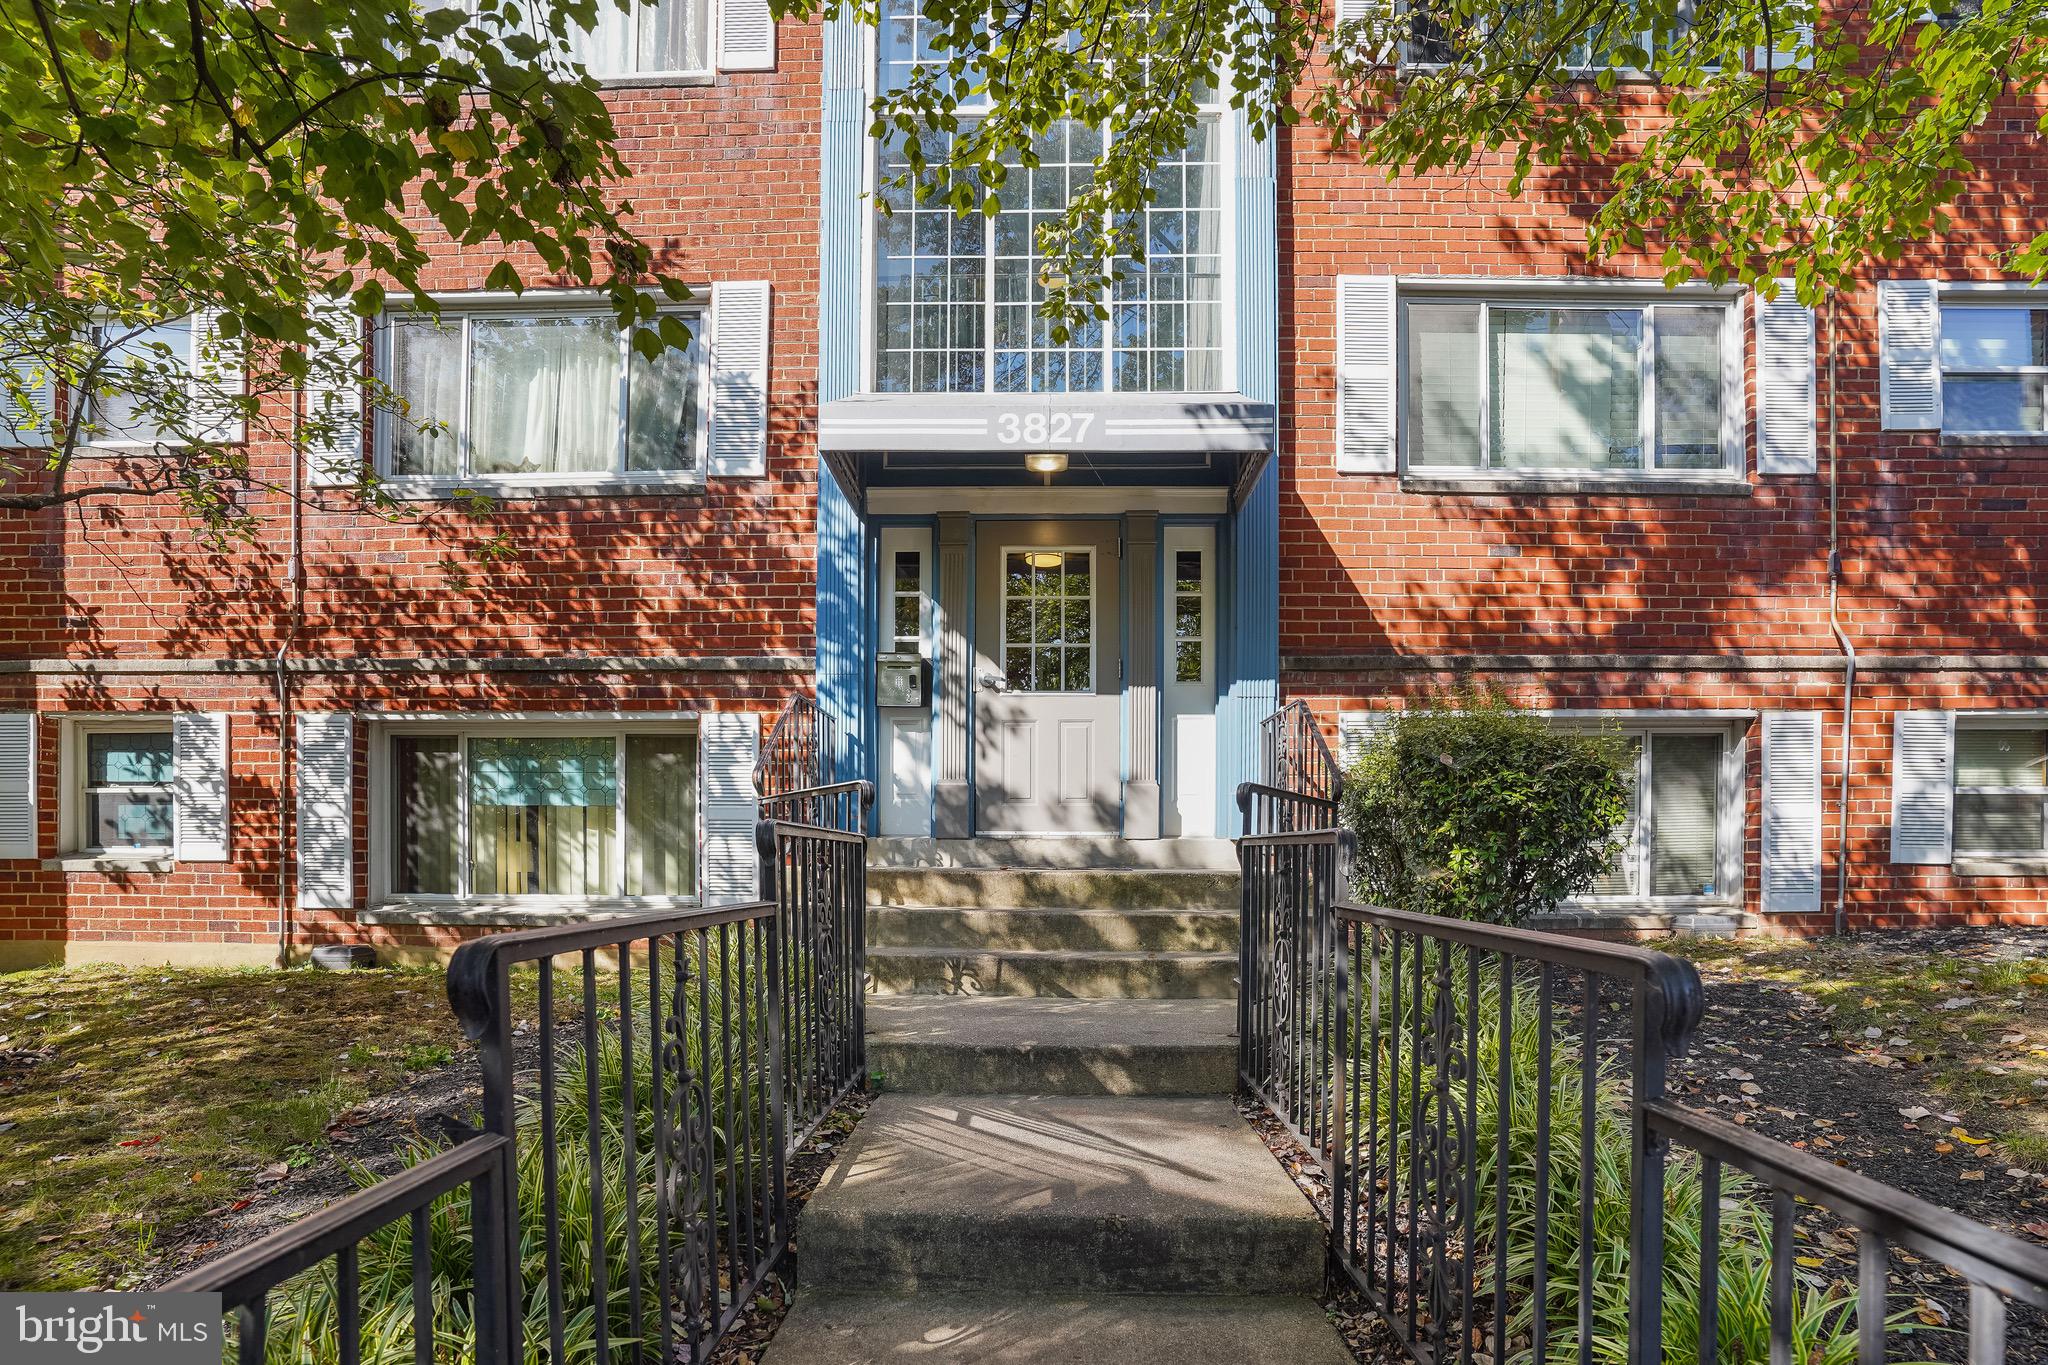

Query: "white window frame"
<box><xmin>439</xmin><ymin>0</ymin><xmax>715</xmax><ymax>82</ymax></box>
<box><xmin>1392</xmin><ymin>1</ymin><xmax>1698</xmax><ymax>77</ymax></box>
<box><xmin>1935</xmin><ymin>287</ymin><xmax>2048</xmax><ymax>440</ymax></box>
<box><xmin>61</xmin><ymin>718</ymin><xmax>176</xmax><ymax>858</ymax></box>
<box><xmin>883</xmin><ymin>538</ymin><xmax>931</xmax><ymax>656</ymax></box>
<box><xmin>859</xmin><ymin>8</ymin><xmax>1240</xmax><ymax>398</ymax></box>
<box><xmin>1950</xmin><ymin>716</ymin><xmax>2048</xmax><ymax>859</ymax></box>
<box><xmin>373</xmin><ymin>296</ymin><xmax>709</xmax><ymax>490</ymax></box>
<box><xmin>1552</xmin><ymin>714</ymin><xmax>1747</xmax><ymax>911</ymax></box>
<box><xmin>1396</xmin><ymin>280</ymin><xmax>1745</xmax><ymax>483</ymax></box>
<box><xmin>83</xmin><ymin>315</ymin><xmax>207</xmax><ymax>451</ymax></box>
<box><xmin>998</xmin><ymin>545</ymin><xmax>1097</xmax><ymax>696</ymax></box>
<box><xmin>366</xmin><ymin>716</ymin><xmax>703</xmax><ymax>911</ymax></box>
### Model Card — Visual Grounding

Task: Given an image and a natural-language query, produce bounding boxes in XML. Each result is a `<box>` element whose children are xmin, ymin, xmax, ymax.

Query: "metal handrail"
<box><xmin>162</xmin><ymin>1135</ymin><xmax>514</xmax><ymax>1304</ymax></box>
<box><xmin>756</xmin><ymin>695</ymin><xmax>835</xmax><ymax>798</ymax></box>
<box><xmin>1648</xmin><ymin>1098</ymin><xmax>2048</xmax><ymax>1309</ymax></box>
<box><xmin>1259</xmin><ymin>699</ymin><xmax>1344</xmax><ymax>804</ymax></box>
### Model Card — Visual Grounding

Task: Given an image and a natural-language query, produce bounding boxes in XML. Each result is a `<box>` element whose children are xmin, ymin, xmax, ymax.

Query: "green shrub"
<box><xmin>1349</xmin><ymin>951</ymin><xmax>1910</xmax><ymax>1364</ymax></box>
<box><xmin>1340</xmin><ymin>695</ymin><xmax>1634</xmax><ymax>925</ymax></box>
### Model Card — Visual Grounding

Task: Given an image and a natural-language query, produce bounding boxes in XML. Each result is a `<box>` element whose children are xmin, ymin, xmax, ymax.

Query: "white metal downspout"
<box><xmin>1824</xmin><ymin>293</ymin><xmax>1858</xmax><ymax>936</ymax></box>
<box><xmin>275</xmin><ymin>370</ymin><xmax>306</xmax><ymax>968</ymax></box>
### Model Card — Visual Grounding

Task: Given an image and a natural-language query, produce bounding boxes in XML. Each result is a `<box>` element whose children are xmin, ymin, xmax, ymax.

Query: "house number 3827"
<box><xmin>995</xmin><ymin>411</ymin><xmax>1096</xmax><ymax>446</ymax></box>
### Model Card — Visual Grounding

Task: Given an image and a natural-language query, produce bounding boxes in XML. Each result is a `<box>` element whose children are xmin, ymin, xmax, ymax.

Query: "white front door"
<box><xmin>1162</xmin><ymin>525</ymin><xmax>1217</xmax><ymax>838</ymax></box>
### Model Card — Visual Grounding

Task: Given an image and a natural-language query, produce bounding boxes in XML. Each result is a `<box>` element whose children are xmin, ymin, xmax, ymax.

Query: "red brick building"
<box><xmin>1</xmin><ymin>4</ymin><xmax>2042</xmax><ymax>968</ymax></box>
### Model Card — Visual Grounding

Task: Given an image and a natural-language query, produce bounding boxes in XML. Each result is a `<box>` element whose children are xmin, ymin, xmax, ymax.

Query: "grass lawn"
<box><xmin>1662</xmin><ymin>932</ymin><xmax>2048</xmax><ymax>1171</ymax></box>
<box><xmin>0</xmin><ymin>965</ymin><xmax>469</xmax><ymax>1292</ymax></box>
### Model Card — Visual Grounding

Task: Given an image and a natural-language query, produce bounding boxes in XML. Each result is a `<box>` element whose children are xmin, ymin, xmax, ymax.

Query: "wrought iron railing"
<box><xmin>169</xmin><ymin>785</ymin><xmax>871</xmax><ymax>1365</ymax></box>
<box><xmin>756</xmin><ymin>694</ymin><xmax>836</xmax><ymax>802</ymax></box>
<box><xmin>1647</xmin><ymin>1099</ymin><xmax>2048</xmax><ymax>1365</ymax></box>
<box><xmin>1259</xmin><ymin>698</ymin><xmax>1343</xmax><ymax>812</ymax></box>
<box><xmin>1236</xmin><ymin>797</ymin><xmax>2048</xmax><ymax>1363</ymax></box>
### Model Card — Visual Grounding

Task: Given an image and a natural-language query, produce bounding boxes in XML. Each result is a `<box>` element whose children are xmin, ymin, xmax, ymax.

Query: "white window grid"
<box><xmin>442</xmin><ymin>0</ymin><xmax>713</xmax><ymax>80</ymax></box>
<box><xmin>1000</xmin><ymin>546</ymin><xmax>1095</xmax><ymax>695</ymax></box>
<box><xmin>1172</xmin><ymin>546</ymin><xmax>1206</xmax><ymax>684</ymax></box>
<box><xmin>869</xmin><ymin>0</ymin><xmax>1230</xmax><ymax>396</ymax></box>
<box><xmin>385</xmin><ymin>725</ymin><xmax>698</xmax><ymax>901</ymax></box>
<box><xmin>888</xmin><ymin>546</ymin><xmax>927</xmax><ymax>652</ymax></box>
<box><xmin>374</xmin><ymin>303</ymin><xmax>708</xmax><ymax>483</ymax></box>
<box><xmin>1936</xmin><ymin>299</ymin><xmax>2048</xmax><ymax>437</ymax></box>
<box><xmin>1394</xmin><ymin>0</ymin><xmax>1709</xmax><ymax>73</ymax></box>
<box><xmin>1400</xmin><ymin>294</ymin><xmax>1739</xmax><ymax>477</ymax></box>
<box><xmin>85</xmin><ymin>316</ymin><xmax>204</xmax><ymax>449</ymax></box>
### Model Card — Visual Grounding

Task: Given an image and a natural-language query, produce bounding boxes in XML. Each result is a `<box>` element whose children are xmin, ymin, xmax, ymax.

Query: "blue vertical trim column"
<box><xmin>1216</xmin><ymin>86</ymin><xmax>1280</xmax><ymax>838</ymax></box>
<box><xmin>815</xmin><ymin>11</ymin><xmax>870</xmax><ymax>787</ymax></box>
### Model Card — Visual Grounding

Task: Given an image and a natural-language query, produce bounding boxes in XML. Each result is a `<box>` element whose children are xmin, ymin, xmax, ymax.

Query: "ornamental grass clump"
<box><xmin>1351</xmin><ymin>951</ymin><xmax>1911</xmax><ymax>1364</ymax></box>
<box><xmin>261</xmin><ymin>943</ymin><xmax>772</xmax><ymax>1365</ymax></box>
<box><xmin>1340</xmin><ymin>696</ymin><xmax>1634</xmax><ymax>926</ymax></box>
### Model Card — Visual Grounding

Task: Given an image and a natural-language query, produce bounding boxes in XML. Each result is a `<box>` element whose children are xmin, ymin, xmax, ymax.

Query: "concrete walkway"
<box><xmin>766</xmin><ymin>863</ymin><xmax>1351</xmax><ymax>1364</ymax></box>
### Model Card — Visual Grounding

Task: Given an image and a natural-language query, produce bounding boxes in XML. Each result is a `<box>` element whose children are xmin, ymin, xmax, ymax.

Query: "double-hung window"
<box><xmin>80</xmin><ymin>727</ymin><xmax>176</xmax><ymax>854</ymax></box>
<box><xmin>1581</xmin><ymin>726</ymin><xmax>1734</xmax><ymax>903</ymax></box>
<box><xmin>380</xmin><ymin>304</ymin><xmax>705</xmax><ymax>483</ymax></box>
<box><xmin>88</xmin><ymin>317</ymin><xmax>218</xmax><ymax>447</ymax></box>
<box><xmin>390</xmin><ymin>727</ymin><xmax>699</xmax><ymax>901</ymax></box>
<box><xmin>871</xmin><ymin>0</ymin><xmax>1228</xmax><ymax>395</ymax></box>
<box><xmin>1952</xmin><ymin>724</ymin><xmax>2048</xmax><ymax>857</ymax></box>
<box><xmin>1402</xmin><ymin>293</ymin><xmax>1738</xmax><ymax>477</ymax></box>
<box><xmin>1937</xmin><ymin>302</ymin><xmax>2048</xmax><ymax>436</ymax></box>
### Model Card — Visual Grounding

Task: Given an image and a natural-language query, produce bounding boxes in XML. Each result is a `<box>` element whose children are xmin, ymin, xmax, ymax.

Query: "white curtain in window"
<box><xmin>469</xmin><ymin>316</ymin><xmax>620</xmax><ymax>475</ymax></box>
<box><xmin>390</xmin><ymin>318</ymin><xmax>463</xmax><ymax>475</ymax></box>
<box><xmin>565</xmin><ymin>2</ymin><xmax>635</xmax><ymax>74</ymax></box>
<box><xmin>638</xmin><ymin>0</ymin><xmax>706</xmax><ymax>72</ymax></box>
<box><xmin>1489</xmin><ymin>308</ymin><xmax>1641</xmax><ymax>470</ymax></box>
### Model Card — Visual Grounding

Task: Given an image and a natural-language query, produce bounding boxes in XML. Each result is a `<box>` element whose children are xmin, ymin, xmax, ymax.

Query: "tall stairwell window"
<box><xmin>871</xmin><ymin>0</ymin><xmax>1227</xmax><ymax>394</ymax></box>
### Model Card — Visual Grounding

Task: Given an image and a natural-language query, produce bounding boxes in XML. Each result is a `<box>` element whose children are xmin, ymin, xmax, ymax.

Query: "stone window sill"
<box><xmin>1952</xmin><ymin>856</ymin><xmax>2048</xmax><ymax>878</ymax></box>
<box><xmin>360</xmin><ymin>898</ymin><xmax>702</xmax><ymax>928</ymax></box>
<box><xmin>1401</xmin><ymin>473</ymin><xmax>1753</xmax><ymax>498</ymax></box>
<box><xmin>372</xmin><ymin>477</ymin><xmax>709</xmax><ymax>503</ymax></box>
<box><xmin>46</xmin><ymin>854</ymin><xmax>176</xmax><ymax>873</ymax></box>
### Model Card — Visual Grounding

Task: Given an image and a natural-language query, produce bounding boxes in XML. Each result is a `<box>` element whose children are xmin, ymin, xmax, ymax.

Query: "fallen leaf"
<box><xmin>1951</xmin><ymin>1127</ymin><xmax>1993</xmax><ymax>1146</ymax></box>
<box><xmin>1960</xmin><ymin>1171</ymin><xmax>1986</xmax><ymax>1182</ymax></box>
<box><xmin>1900</xmin><ymin>1106</ymin><xmax>1933</xmax><ymax>1121</ymax></box>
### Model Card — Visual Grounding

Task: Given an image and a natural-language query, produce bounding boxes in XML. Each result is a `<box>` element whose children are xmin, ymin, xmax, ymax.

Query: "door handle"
<box><xmin>978</xmin><ymin>671</ymin><xmax>1008</xmax><ymax>693</ymax></box>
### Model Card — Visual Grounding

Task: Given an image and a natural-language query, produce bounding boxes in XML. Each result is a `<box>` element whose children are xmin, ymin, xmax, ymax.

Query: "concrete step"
<box><xmin>868</xmin><ymin>904</ymin><xmax>1239</xmax><ymax>953</ymax></box>
<box><xmin>868</xmin><ymin>867</ymin><xmax>1238</xmax><ymax>911</ymax></box>
<box><xmin>867</xmin><ymin>947</ymin><xmax>1236</xmax><ymax>999</ymax></box>
<box><xmin>870</xmin><ymin>835</ymin><xmax>1240</xmax><ymax>871</ymax></box>
<box><xmin>867</xmin><ymin>997</ymin><xmax>1236</xmax><ymax>1095</ymax></box>
<box><xmin>765</xmin><ymin>1294</ymin><xmax>1352</xmax><ymax>1364</ymax></box>
<box><xmin>796</xmin><ymin>1095</ymin><xmax>1325</xmax><ymax>1296</ymax></box>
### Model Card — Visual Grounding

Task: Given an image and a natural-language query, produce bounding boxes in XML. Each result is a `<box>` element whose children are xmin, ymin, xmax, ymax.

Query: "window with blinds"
<box><xmin>1584</xmin><ymin>728</ymin><xmax>1730</xmax><ymax>902</ymax></box>
<box><xmin>1953</xmin><ymin>724</ymin><xmax>2048</xmax><ymax>856</ymax></box>
<box><xmin>1403</xmin><ymin>296</ymin><xmax>1736</xmax><ymax>476</ymax></box>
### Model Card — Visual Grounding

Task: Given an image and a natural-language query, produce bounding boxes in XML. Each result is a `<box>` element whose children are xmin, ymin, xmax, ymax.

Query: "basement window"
<box><xmin>387</xmin><ymin>727</ymin><xmax>698</xmax><ymax>901</ymax></box>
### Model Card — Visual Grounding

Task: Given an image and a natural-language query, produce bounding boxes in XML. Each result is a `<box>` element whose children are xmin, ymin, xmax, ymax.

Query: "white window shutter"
<box><xmin>1336</xmin><ymin>275</ymin><xmax>1396</xmax><ymax>473</ymax></box>
<box><xmin>701</xmin><ymin>711</ymin><xmax>761</xmax><ymax>905</ymax></box>
<box><xmin>708</xmin><ymin>281</ymin><xmax>771</xmax><ymax>477</ymax></box>
<box><xmin>717</xmin><ymin>0</ymin><xmax>776</xmax><ymax>71</ymax></box>
<box><xmin>296</xmin><ymin>714</ymin><xmax>354</xmax><ymax>909</ymax></box>
<box><xmin>1337</xmin><ymin>710</ymin><xmax>1389</xmax><ymax>767</ymax></box>
<box><xmin>0</xmin><ymin>713</ymin><xmax>35</xmax><ymax>860</ymax></box>
<box><xmin>1879</xmin><ymin>280</ymin><xmax>1941</xmax><ymax>431</ymax></box>
<box><xmin>2</xmin><ymin>363</ymin><xmax>55</xmax><ymax>449</ymax></box>
<box><xmin>1754</xmin><ymin>279</ymin><xmax>1816</xmax><ymax>474</ymax></box>
<box><xmin>1760</xmin><ymin>712</ymin><xmax>1822</xmax><ymax>912</ymax></box>
<box><xmin>304</xmin><ymin>301</ymin><xmax>365</xmax><ymax>487</ymax></box>
<box><xmin>1890</xmin><ymin>710</ymin><xmax>1955</xmax><ymax>865</ymax></box>
<box><xmin>172</xmin><ymin>712</ymin><xmax>232</xmax><ymax>862</ymax></box>
<box><xmin>191</xmin><ymin>308</ymin><xmax>247</xmax><ymax>444</ymax></box>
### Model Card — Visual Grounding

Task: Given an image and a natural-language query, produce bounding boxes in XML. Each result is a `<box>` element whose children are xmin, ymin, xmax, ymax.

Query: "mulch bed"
<box><xmin>1240</xmin><ymin>926</ymin><xmax>2048</xmax><ymax>1365</ymax></box>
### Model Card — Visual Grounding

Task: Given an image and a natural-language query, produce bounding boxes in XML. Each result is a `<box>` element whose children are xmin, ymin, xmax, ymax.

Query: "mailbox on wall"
<box><xmin>876</xmin><ymin>652</ymin><xmax>928</xmax><ymax>709</ymax></box>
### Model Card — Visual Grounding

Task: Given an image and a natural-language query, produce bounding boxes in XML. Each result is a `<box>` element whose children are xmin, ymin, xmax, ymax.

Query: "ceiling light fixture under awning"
<box><xmin>1024</xmin><ymin>450</ymin><xmax>1069</xmax><ymax>475</ymax></box>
